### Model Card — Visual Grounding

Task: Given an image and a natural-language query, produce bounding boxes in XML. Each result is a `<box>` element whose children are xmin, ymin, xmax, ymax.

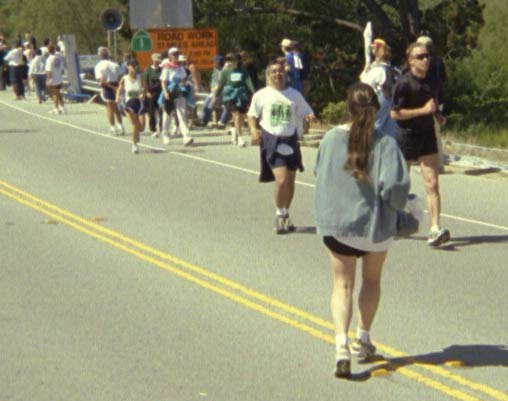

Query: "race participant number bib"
<box><xmin>270</xmin><ymin>102</ymin><xmax>291</xmax><ymax>127</ymax></box>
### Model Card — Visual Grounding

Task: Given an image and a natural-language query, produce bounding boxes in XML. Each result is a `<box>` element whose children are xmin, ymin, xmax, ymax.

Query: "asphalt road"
<box><xmin>1</xmin><ymin>91</ymin><xmax>507</xmax><ymax>401</ymax></box>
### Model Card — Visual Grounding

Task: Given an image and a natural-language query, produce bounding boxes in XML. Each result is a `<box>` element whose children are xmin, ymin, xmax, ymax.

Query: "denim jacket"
<box><xmin>314</xmin><ymin>127</ymin><xmax>409</xmax><ymax>242</ymax></box>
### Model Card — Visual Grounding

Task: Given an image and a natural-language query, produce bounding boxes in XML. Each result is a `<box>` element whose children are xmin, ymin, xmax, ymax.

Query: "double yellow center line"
<box><xmin>1</xmin><ymin>179</ymin><xmax>505</xmax><ymax>401</ymax></box>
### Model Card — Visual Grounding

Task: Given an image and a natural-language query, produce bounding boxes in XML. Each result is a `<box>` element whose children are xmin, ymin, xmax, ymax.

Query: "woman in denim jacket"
<box><xmin>314</xmin><ymin>82</ymin><xmax>409</xmax><ymax>378</ymax></box>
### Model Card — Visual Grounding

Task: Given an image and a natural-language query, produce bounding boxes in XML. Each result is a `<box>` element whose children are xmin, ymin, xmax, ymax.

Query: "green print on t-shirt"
<box><xmin>270</xmin><ymin>102</ymin><xmax>291</xmax><ymax>126</ymax></box>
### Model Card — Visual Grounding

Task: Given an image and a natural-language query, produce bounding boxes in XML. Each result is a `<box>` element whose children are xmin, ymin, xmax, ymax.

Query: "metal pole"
<box><xmin>107</xmin><ymin>30</ymin><xmax>111</xmax><ymax>56</ymax></box>
<box><xmin>113</xmin><ymin>31</ymin><xmax>118</xmax><ymax>62</ymax></box>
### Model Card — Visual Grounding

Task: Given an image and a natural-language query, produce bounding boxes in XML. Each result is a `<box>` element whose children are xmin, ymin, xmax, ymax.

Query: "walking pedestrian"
<box><xmin>117</xmin><ymin>59</ymin><xmax>147</xmax><ymax>154</ymax></box>
<box><xmin>213</xmin><ymin>53</ymin><xmax>255</xmax><ymax>147</ymax></box>
<box><xmin>29</xmin><ymin>48</ymin><xmax>46</xmax><ymax>103</ymax></box>
<box><xmin>247</xmin><ymin>59</ymin><xmax>314</xmax><ymax>233</ymax></box>
<box><xmin>280</xmin><ymin>38</ymin><xmax>303</xmax><ymax>93</ymax></box>
<box><xmin>360</xmin><ymin>38</ymin><xmax>400</xmax><ymax>138</ymax></box>
<box><xmin>390</xmin><ymin>42</ymin><xmax>451</xmax><ymax>247</ymax></box>
<box><xmin>416</xmin><ymin>35</ymin><xmax>447</xmax><ymax>171</ymax></box>
<box><xmin>95</xmin><ymin>46</ymin><xmax>124</xmax><ymax>135</ymax></box>
<box><xmin>4</xmin><ymin>40</ymin><xmax>25</xmax><ymax>100</ymax></box>
<box><xmin>197</xmin><ymin>55</ymin><xmax>224</xmax><ymax>127</ymax></box>
<box><xmin>144</xmin><ymin>52</ymin><xmax>163</xmax><ymax>138</ymax></box>
<box><xmin>314</xmin><ymin>82</ymin><xmax>409</xmax><ymax>378</ymax></box>
<box><xmin>45</xmin><ymin>44</ymin><xmax>65</xmax><ymax>114</ymax></box>
<box><xmin>160</xmin><ymin>47</ymin><xmax>193</xmax><ymax>146</ymax></box>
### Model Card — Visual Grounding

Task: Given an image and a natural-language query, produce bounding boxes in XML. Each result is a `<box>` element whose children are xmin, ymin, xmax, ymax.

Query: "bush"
<box><xmin>319</xmin><ymin>100</ymin><xmax>348</xmax><ymax>126</ymax></box>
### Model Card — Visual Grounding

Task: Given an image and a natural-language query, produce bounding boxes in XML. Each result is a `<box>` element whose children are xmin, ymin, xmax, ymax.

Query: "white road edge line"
<box><xmin>0</xmin><ymin>100</ymin><xmax>166</xmax><ymax>152</ymax></box>
<box><xmin>2</xmin><ymin>99</ymin><xmax>507</xmax><ymax>232</ymax></box>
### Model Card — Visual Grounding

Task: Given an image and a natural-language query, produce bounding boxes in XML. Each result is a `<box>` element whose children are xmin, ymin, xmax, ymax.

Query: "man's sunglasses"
<box><xmin>414</xmin><ymin>53</ymin><xmax>429</xmax><ymax>60</ymax></box>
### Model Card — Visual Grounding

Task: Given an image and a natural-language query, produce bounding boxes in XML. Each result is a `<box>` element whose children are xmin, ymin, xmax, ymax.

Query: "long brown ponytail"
<box><xmin>344</xmin><ymin>82</ymin><xmax>380</xmax><ymax>182</ymax></box>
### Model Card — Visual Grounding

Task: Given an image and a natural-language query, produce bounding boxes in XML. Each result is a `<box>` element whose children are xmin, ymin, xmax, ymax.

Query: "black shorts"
<box><xmin>125</xmin><ymin>98</ymin><xmax>146</xmax><ymax>115</ymax></box>
<box><xmin>397</xmin><ymin>128</ymin><xmax>438</xmax><ymax>162</ymax></box>
<box><xmin>261</xmin><ymin>131</ymin><xmax>300</xmax><ymax>171</ymax></box>
<box><xmin>226</xmin><ymin>100</ymin><xmax>249</xmax><ymax>114</ymax></box>
<box><xmin>323</xmin><ymin>236</ymin><xmax>368</xmax><ymax>258</ymax></box>
<box><xmin>101</xmin><ymin>82</ymin><xmax>118</xmax><ymax>102</ymax></box>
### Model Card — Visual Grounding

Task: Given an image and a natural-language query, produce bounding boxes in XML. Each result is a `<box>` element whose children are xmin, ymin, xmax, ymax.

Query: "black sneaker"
<box><xmin>350</xmin><ymin>338</ymin><xmax>376</xmax><ymax>362</ymax></box>
<box><xmin>283</xmin><ymin>215</ymin><xmax>295</xmax><ymax>232</ymax></box>
<box><xmin>334</xmin><ymin>346</ymin><xmax>351</xmax><ymax>379</ymax></box>
<box><xmin>427</xmin><ymin>227</ymin><xmax>451</xmax><ymax>247</ymax></box>
<box><xmin>274</xmin><ymin>215</ymin><xmax>286</xmax><ymax>234</ymax></box>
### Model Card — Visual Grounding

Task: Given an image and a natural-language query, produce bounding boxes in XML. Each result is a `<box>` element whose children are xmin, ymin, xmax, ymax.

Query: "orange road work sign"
<box><xmin>135</xmin><ymin>27</ymin><xmax>218</xmax><ymax>71</ymax></box>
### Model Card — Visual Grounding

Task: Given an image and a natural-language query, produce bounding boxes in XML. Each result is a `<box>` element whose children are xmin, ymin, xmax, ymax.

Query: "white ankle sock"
<box><xmin>335</xmin><ymin>333</ymin><xmax>348</xmax><ymax>348</ymax></box>
<box><xmin>356</xmin><ymin>328</ymin><xmax>370</xmax><ymax>343</ymax></box>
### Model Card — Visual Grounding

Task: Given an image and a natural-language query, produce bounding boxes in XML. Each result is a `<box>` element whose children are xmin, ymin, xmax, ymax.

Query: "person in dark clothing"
<box><xmin>143</xmin><ymin>52</ymin><xmax>163</xmax><ymax>137</ymax></box>
<box><xmin>390</xmin><ymin>42</ymin><xmax>450</xmax><ymax>247</ymax></box>
<box><xmin>416</xmin><ymin>35</ymin><xmax>447</xmax><ymax>169</ymax></box>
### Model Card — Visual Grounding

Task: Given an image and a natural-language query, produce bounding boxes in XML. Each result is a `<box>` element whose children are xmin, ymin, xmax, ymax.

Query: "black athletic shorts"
<box><xmin>323</xmin><ymin>236</ymin><xmax>368</xmax><ymax>258</ymax></box>
<box><xmin>397</xmin><ymin>127</ymin><xmax>438</xmax><ymax>162</ymax></box>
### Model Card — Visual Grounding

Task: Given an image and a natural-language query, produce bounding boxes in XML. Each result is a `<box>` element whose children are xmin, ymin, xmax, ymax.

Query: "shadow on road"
<box><xmin>440</xmin><ymin>235</ymin><xmax>508</xmax><ymax>250</ymax></box>
<box><xmin>0</xmin><ymin>128</ymin><xmax>40</xmax><ymax>134</ymax></box>
<box><xmin>396</xmin><ymin>234</ymin><xmax>508</xmax><ymax>250</ymax></box>
<box><xmin>352</xmin><ymin>344</ymin><xmax>508</xmax><ymax>381</ymax></box>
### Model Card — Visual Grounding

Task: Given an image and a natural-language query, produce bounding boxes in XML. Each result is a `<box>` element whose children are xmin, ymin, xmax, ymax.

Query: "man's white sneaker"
<box><xmin>115</xmin><ymin>125</ymin><xmax>125</xmax><ymax>135</ymax></box>
<box><xmin>427</xmin><ymin>227</ymin><xmax>451</xmax><ymax>247</ymax></box>
<box><xmin>109</xmin><ymin>126</ymin><xmax>117</xmax><ymax>136</ymax></box>
<box><xmin>183</xmin><ymin>137</ymin><xmax>194</xmax><ymax>147</ymax></box>
<box><xmin>237</xmin><ymin>136</ymin><xmax>246</xmax><ymax>147</ymax></box>
<box><xmin>151</xmin><ymin>131</ymin><xmax>161</xmax><ymax>138</ymax></box>
<box><xmin>48</xmin><ymin>108</ymin><xmax>59</xmax><ymax>115</ymax></box>
<box><xmin>162</xmin><ymin>134</ymin><xmax>171</xmax><ymax>145</ymax></box>
<box><xmin>131</xmin><ymin>144</ymin><xmax>139</xmax><ymax>154</ymax></box>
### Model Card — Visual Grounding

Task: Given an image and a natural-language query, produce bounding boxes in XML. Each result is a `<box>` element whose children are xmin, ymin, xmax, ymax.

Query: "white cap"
<box><xmin>280</xmin><ymin>38</ymin><xmax>292</xmax><ymax>48</ymax></box>
<box><xmin>168</xmin><ymin>47</ymin><xmax>179</xmax><ymax>55</ymax></box>
<box><xmin>416</xmin><ymin>36</ymin><xmax>433</xmax><ymax>45</ymax></box>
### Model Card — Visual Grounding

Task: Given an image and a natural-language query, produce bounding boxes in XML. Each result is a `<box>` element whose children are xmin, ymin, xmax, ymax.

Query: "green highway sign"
<box><xmin>131</xmin><ymin>30</ymin><xmax>152</xmax><ymax>52</ymax></box>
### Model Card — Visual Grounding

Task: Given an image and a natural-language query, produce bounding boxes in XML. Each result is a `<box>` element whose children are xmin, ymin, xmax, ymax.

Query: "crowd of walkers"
<box><xmin>2</xmin><ymin>30</ymin><xmax>450</xmax><ymax>380</ymax></box>
<box><xmin>0</xmin><ymin>32</ymin><xmax>66</xmax><ymax>113</ymax></box>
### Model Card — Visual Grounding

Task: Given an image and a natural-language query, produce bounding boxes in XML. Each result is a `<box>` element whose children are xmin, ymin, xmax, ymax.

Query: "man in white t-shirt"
<box><xmin>45</xmin><ymin>44</ymin><xmax>66</xmax><ymax>114</ymax></box>
<box><xmin>248</xmin><ymin>59</ymin><xmax>314</xmax><ymax>234</ymax></box>
<box><xmin>95</xmin><ymin>46</ymin><xmax>124</xmax><ymax>135</ymax></box>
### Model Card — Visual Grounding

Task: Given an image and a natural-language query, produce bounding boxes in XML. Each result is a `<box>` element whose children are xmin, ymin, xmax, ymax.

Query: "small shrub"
<box><xmin>320</xmin><ymin>101</ymin><xmax>348</xmax><ymax>126</ymax></box>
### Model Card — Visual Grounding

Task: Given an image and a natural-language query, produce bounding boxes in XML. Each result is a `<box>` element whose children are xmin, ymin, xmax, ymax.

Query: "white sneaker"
<box><xmin>109</xmin><ymin>126</ymin><xmax>117</xmax><ymax>136</ymax></box>
<box><xmin>48</xmin><ymin>108</ymin><xmax>59</xmax><ymax>115</ymax></box>
<box><xmin>230</xmin><ymin>128</ymin><xmax>237</xmax><ymax>144</ymax></box>
<box><xmin>59</xmin><ymin>107</ymin><xmax>66</xmax><ymax>114</ymax></box>
<box><xmin>131</xmin><ymin>143</ymin><xmax>139</xmax><ymax>154</ymax></box>
<box><xmin>115</xmin><ymin>125</ymin><xmax>125</xmax><ymax>135</ymax></box>
<box><xmin>162</xmin><ymin>134</ymin><xmax>171</xmax><ymax>145</ymax></box>
<box><xmin>183</xmin><ymin>137</ymin><xmax>194</xmax><ymax>147</ymax></box>
<box><xmin>237</xmin><ymin>136</ymin><xmax>246</xmax><ymax>147</ymax></box>
<box><xmin>151</xmin><ymin>131</ymin><xmax>160</xmax><ymax>138</ymax></box>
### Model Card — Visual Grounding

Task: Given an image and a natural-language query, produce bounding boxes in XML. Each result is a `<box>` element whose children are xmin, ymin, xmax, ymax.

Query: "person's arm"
<box><xmin>390</xmin><ymin>98</ymin><xmax>436</xmax><ymax>121</ymax></box>
<box><xmin>116</xmin><ymin>77</ymin><xmax>125</xmax><ymax>103</ymax></box>
<box><xmin>140</xmin><ymin>76</ymin><xmax>147</xmax><ymax>100</ymax></box>
<box><xmin>247</xmin><ymin>115</ymin><xmax>261</xmax><ymax>145</ymax></box>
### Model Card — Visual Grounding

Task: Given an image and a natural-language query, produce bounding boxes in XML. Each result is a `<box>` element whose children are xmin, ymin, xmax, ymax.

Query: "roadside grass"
<box><xmin>443</xmin><ymin>125</ymin><xmax>508</xmax><ymax>150</ymax></box>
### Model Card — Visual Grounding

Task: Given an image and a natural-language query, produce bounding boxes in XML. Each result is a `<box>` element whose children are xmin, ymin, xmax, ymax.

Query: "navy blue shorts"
<box><xmin>125</xmin><ymin>98</ymin><xmax>146</xmax><ymax>115</ymax></box>
<box><xmin>261</xmin><ymin>131</ymin><xmax>300</xmax><ymax>171</ymax></box>
<box><xmin>323</xmin><ymin>236</ymin><xmax>368</xmax><ymax>258</ymax></box>
<box><xmin>101</xmin><ymin>82</ymin><xmax>118</xmax><ymax>102</ymax></box>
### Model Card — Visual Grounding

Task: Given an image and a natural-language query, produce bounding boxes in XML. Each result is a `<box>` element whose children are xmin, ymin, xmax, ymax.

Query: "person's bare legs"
<box><xmin>419</xmin><ymin>153</ymin><xmax>441</xmax><ymax>228</ymax></box>
<box><xmin>357</xmin><ymin>251</ymin><xmax>387</xmax><ymax>332</ymax></box>
<box><xmin>330</xmin><ymin>251</ymin><xmax>357</xmax><ymax>338</ymax></box>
